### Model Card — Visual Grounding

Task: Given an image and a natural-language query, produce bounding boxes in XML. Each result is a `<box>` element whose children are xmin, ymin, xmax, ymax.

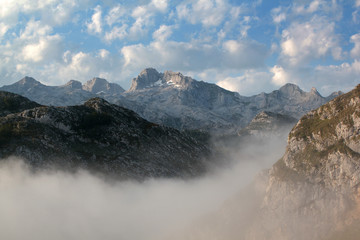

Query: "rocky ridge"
<box><xmin>0</xmin><ymin>76</ymin><xmax>124</xmax><ymax>106</ymax></box>
<box><xmin>0</xmin><ymin>92</ymin><xmax>211</xmax><ymax>180</ymax></box>
<box><xmin>0</xmin><ymin>91</ymin><xmax>41</xmax><ymax>117</ymax></box>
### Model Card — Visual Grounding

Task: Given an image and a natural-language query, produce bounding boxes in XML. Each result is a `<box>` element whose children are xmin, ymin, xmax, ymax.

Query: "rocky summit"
<box><xmin>0</xmin><ymin>92</ymin><xmax>211</xmax><ymax>180</ymax></box>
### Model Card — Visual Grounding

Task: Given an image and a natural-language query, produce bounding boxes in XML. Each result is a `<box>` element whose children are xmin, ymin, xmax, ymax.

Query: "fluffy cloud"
<box><xmin>105</xmin><ymin>25</ymin><xmax>128</xmax><ymax>42</ymax></box>
<box><xmin>0</xmin><ymin>23</ymin><xmax>9</xmax><ymax>37</ymax></box>
<box><xmin>151</xmin><ymin>0</ymin><xmax>168</xmax><ymax>12</ymax></box>
<box><xmin>21</xmin><ymin>35</ymin><xmax>62</xmax><ymax>63</ymax></box>
<box><xmin>152</xmin><ymin>25</ymin><xmax>174</xmax><ymax>41</ymax></box>
<box><xmin>293</xmin><ymin>0</ymin><xmax>322</xmax><ymax>14</ymax></box>
<box><xmin>350</xmin><ymin>33</ymin><xmax>360</xmax><ymax>59</ymax></box>
<box><xmin>121</xmin><ymin>39</ymin><xmax>267</xmax><ymax>74</ymax></box>
<box><xmin>0</xmin><ymin>0</ymin><xmax>91</xmax><ymax>28</ymax></box>
<box><xmin>103</xmin><ymin>0</ymin><xmax>170</xmax><ymax>42</ymax></box>
<box><xmin>313</xmin><ymin>60</ymin><xmax>360</xmax><ymax>94</ymax></box>
<box><xmin>357</xmin><ymin>0</ymin><xmax>360</xmax><ymax>7</ymax></box>
<box><xmin>270</xmin><ymin>65</ymin><xmax>290</xmax><ymax>86</ymax></box>
<box><xmin>271</xmin><ymin>7</ymin><xmax>286</xmax><ymax>24</ymax></box>
<box><xmin>87</xmin><ymin>5</ymin><xmax>102</xmax><ymax>34</ymax></box>
<box><xmin>216</xmin><ymin>70</ymin><xmax>273</xmax><ymax>95</ymax></box>
<box><xmin>176</xmin><ymin>0</ymin><xmax>229</xmax><ymax>27</ymax></box>
<box><xmin>280</xmin><ymin>17</ymin><xmax>342</xmax><ymax>66</ymax></box>
<box><xmin>105</xmin><ymin>4</ymin><xmax>126</xmax><ymax>26</ymax></box>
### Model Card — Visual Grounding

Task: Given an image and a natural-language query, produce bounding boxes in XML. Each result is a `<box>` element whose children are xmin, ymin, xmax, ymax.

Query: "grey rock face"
<box><xmin>83</xmin><ymin>77</ymin><xmax>125</xmax><ymax>95</ymax></box>
<box><xmin>62</xmin><ymin>80</ymin><xmax>83</xmax><ymax>90</ymax></box>
<box><xmin>0</xmin><ymin>94</ymin><xmax>211</xmax><ymax>180</ymax></box>
<box><xmin>247</xmin><ymin>84</ymin><xmax>360</xmax><ymax>240</ymax></box>
<box><xmin>238</xmin><ymin>111</ymin><xmax>297</xmax><ymax>138</ymax></box>
<box><xmin>129</xmin><ymin>68</ymin><xmax>163</xmax><ymax>91</ymax></box>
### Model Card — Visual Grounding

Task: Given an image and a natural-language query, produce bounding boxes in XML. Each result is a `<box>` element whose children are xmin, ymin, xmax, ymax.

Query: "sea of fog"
<box><xmin>0</xmin><ymin>135</ymin><xmax>287</xmax><ymax>240</ymax></box>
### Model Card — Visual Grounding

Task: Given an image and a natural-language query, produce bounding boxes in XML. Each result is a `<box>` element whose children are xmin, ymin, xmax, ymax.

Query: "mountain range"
<box><xmin>0</xmin><ymin>68</ymin><xmax>342</xmax><ymax>134</ymax></box>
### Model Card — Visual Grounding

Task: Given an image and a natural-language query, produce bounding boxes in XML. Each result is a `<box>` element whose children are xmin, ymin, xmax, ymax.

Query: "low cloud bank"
<box><xmin>0</xmin><ymin>135</ymin><xmax>287</xmax><ymax>240</ymax></box>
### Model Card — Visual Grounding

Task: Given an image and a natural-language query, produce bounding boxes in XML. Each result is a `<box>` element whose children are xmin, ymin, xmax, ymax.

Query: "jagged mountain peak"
<box><xmin>83</xmin><ymin>77</ymin><xmax>108</xmax><ymax>91</ymax></box>
<box><xmin>16</xmin><ymin>76</ymin><xmax>44</xmax><ymax>88</ymax></box>
<box><xmin>62</xmin><ymin>80</ymin><xmax>82</xmax><ymax>89</ymax></box>
<box><xmin>129</xmin><ymin>68</ymin><xmax>162</xmax><ymax>91</ymax></box>
<box><xmin>163</xmin><ymin>70</ymin><xmax>193</xmax><ymax>87</ymax></box>
<box><xmin>140</xmin><ymin>67</ymin><xmax>160</xmax><ymax>77</ymax></box>
<box><xmin>83</xmin><ymin>77</ymin><xmax>124</xmax><ymax>94</ymax></box>
<box><xmin>129</xmin><ymin>68</ymin><xmax>197</xmax><ymax>91</ymax></box>
<box><xmin>279</xmin><ymin>83</ymin><xmax>303</xmax><ymax>95</ymax></box>
<box><xmin>310</xmin><ymin>87</ymin><xmax>321</xmax><ymax>96</ymax></box>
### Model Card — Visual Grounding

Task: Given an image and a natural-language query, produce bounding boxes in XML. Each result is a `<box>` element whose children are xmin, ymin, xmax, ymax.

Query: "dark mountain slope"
<box><xmin>0</xmin><ymin>91</ymin><xmax>41</xmax><ymax>117</ymax></box>
<box><xmin>0</xmin><ymin>95</ymin><xmax>211</xmax><ymax>180</ymax></box>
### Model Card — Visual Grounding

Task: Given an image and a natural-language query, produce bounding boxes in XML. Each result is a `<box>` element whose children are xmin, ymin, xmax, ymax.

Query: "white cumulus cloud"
<box><xmin>271</xmin><ymin>65</ymin><xmax>289</xmax><ymax>86</ymax></box>
<box><xmin>350</xmin><ymin>33</ymin><xmax>360</xmax><ymax>59</ymax></box>
<box><xmin>105</xmin><ymin>4</ymin><xmax>126</xmax><ymax>26</ymax></box>
<box><xmin>280</xmin><ymin>17</ymin><xmax>342</xmax><ymax>66</ymax></box>
<box><xmin>121</xmin><ymin>39</ymin><xmax>267</xmax><ymax>74</ymax></box>
<box><xmin>176</xmin><ymin>0</ymin><xmax>229</xmax><ymax>27</ymax></box>
<box><xmin>216</xmin><ymin>70</ymin><xmax>273</xmax><ymax>95</ymax></box>
<box><xmin>87</xmin><ymin>5</ymin><xmax>102</xmax><ymax>35</ymax></box>
<box><xmin>152</xmin><ymin>25</ymin><xmax>174</xmax><ymax>41</ymax></box>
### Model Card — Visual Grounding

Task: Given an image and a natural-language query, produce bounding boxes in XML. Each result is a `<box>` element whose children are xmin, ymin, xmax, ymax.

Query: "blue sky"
<box><xmin>0</xmin><ymin>0</ymin><xmax>359</xmax><ymax>96</ymax></box>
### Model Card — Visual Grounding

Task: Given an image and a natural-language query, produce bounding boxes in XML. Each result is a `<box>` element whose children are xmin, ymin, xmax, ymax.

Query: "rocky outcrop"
<box><xmin>172</xmin><ymin>84</ymin><xmax>360</xmax><ymax>240</ymax></box>
<box><xmin>0</xmin><ymin>94</ymin><xmax>211</xmax><ymax>180</ymax></box>
<box><xmin>128</xmin><ymin>68</ymin><xmax>163</xmax><ymax>91</ymax></box>
<box><xmin>248</xmin><ymin>84</ymin><xmax>360</xmax><ymax>240</ymax></box>
<box><xmin>238</xmin><ymin>111</ymin><xmax>297</xmax><ymax>137</ymax></box>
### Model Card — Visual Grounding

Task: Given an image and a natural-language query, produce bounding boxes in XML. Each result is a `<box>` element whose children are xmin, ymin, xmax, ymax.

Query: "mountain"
<box><xmin>0</xmin><ymin>93</ymin><xmax>211</xmax><ymax>180</ymax></box>
<box><xmin>83</xmin><ymin>77</ymin><xmax>125</xmax><ymax>95</ymax></box>
<box><xmin>0</xmin><ymin>70</ymin><xmax>342</xmax><ymax>134</ymax></box>
<box><xmin>238</xmin><ymin>111</ymin><xmax>297</xmax><ymax>137</ymax></box>
<box><xmin>0</xmin><ymin>91</ymin><xmax>42</xmax><ymax>117</ymax></box>
<box><xmin>247</xmin><ymin>83</ymin><xmax>360</xmax><ymax>240</ymax></box>
<box><xmin>175</xmin><ymin>84</ymin><xmax>360</xmax><ymax>240</ymax></box>
<box><xmin>122</xmin><ymin>68</ymin><xmax>341</xmax><ymax>133</ymax></box>
<box><xmin>0</xmin><ymin>76</ymin><xmax>125</xmax><ymax>106</ymax></box>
